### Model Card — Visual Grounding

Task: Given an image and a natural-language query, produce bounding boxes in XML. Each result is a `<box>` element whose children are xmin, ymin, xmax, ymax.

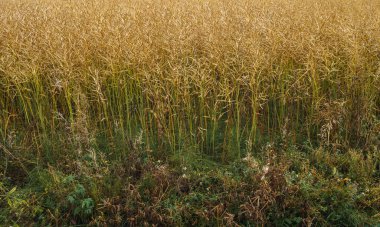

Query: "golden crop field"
<box><xmin>0</xmin><ymin>0</ymin><xmax>379</xmax><ymax>225</ymax></box>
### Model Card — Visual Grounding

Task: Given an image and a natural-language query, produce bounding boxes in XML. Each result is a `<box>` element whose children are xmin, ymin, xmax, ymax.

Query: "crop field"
<box><xmin>0</xmin><ymin>0</ymin><xmax>379</xmax><ymax>225</ymax></box>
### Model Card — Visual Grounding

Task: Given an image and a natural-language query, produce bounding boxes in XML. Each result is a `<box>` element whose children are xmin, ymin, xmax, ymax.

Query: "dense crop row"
<box><xmin>1</xmin><ymin>0</ymin><xmax>379</xmax><ymax>157</ymax></box>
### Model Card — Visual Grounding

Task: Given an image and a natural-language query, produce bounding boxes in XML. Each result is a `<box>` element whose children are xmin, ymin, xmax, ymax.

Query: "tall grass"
<box><xmin>0</xmin><ymin>0</ymin><xmax>379</xmax><ymax>160</ymax></box>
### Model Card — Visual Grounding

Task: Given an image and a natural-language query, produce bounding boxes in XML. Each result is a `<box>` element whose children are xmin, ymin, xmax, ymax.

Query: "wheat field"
<box><xmin>0</xmin><ymin>0</ymin><xmax>380</xmax><ymax>225</ymax></box>
<box><xmin>1</xmin><ymin>0</ymin><xmax>379</xmax><ymax>155</ymax></box>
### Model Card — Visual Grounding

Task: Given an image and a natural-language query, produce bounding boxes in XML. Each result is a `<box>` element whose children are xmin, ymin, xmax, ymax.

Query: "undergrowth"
<box><xmin>0</xmin><ymin>132</ymin><xmax>379</xmax><ymax>225</ymax></box>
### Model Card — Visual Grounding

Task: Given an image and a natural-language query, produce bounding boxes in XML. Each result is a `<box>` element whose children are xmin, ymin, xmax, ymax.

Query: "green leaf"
<box><xmin>67</xmin><ymin>195</ymin><xmax>75</xmax><ymax>204</ymax></box>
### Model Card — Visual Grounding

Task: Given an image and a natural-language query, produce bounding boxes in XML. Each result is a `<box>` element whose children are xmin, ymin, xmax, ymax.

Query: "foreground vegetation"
<box><xmin>1</xmin><ymin>138</ymin><xmax>380</xmax><ymax>225</ymax></box>
<box><xmin>0</xmin><ymin>0</ymin><xmax>379</xmax><ymax>225</ymax></box>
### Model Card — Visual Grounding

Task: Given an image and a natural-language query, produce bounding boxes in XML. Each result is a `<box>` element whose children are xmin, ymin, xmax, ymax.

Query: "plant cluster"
<box><xmin>1</xmin><ymin>140</ymin><xmax>379</xmax><ymax>226</ymax></box>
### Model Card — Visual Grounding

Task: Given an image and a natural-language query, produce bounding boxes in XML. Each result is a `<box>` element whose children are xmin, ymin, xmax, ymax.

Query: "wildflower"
<box><xmin>262</xmin><ymin>165</ymin><xmax>269</xmax><ymax>174</ymax></box>
<box><xmin>261</xmin><ymin>164</ymin><xmax>269</xmax><ymax>180</ymax></box>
